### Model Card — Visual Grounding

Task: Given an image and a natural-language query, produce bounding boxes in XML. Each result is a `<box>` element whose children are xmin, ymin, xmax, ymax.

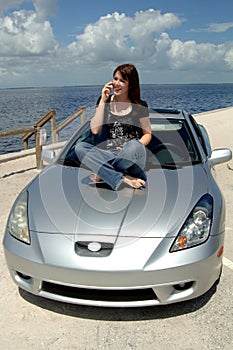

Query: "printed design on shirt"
<box><xmin>103</xmin><ymin>104</ymin><xmax>145</xmax><ymax>150</ymax></box>
<box><xmin>106</xmin><ymin>119</ymin><xmax>140</xmax><ymax>150</ymax></box>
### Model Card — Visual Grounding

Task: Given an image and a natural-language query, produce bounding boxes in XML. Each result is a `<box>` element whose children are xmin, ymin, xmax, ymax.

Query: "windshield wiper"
<box><xmin>161</xmin><ymin>160</ymin><xmax>202</xmax><ymax>168</ymax></box>
<box><xmin>146</xmin><ymin>162</ymin><xmax>182</xmax><ymax>170</ymax></box>
<box><xmin>160</xmin><ymin>163</ymin><xmax>182</xmax><ymax>169</ymax></box>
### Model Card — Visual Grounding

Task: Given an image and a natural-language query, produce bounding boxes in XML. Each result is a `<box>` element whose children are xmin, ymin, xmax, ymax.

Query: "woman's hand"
<box><xmin>116</xmin><ymin>146</ymin><xmax>123</xmax><ymax>152</ymax></box>
<box><xmin>91</xmin><ymin>81</ymin><xmax>113</xmax><ymax>134</ymax></box>
<box><xmin>101</xmin><ymin>81</ymin><xmax>113</xmax><ymax>103</ymax></box>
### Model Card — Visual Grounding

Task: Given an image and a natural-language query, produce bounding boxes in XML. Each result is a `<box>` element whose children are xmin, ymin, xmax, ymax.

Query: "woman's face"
<box><xmin>112</xmin><ymin>70</ymin><xmax>129</xmax><ymax>97</ymax></box>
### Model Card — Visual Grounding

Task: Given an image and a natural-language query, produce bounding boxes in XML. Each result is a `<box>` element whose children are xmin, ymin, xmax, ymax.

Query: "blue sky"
<box><xmin>0</xmin><ymin>0</ymin><xmax>233</xmax><ymax>87</ymax></box>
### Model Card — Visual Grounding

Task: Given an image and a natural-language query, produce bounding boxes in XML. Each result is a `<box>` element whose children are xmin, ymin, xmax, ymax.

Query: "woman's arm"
<box><xmin>90</xmin><ymin>81</ymin><xmax>113</xmax><ymax>134</ymax></box>
<box><xmin>139</xmin><ymin>117</ymin><xmax>152</xmax><ymax>146</ymax></box>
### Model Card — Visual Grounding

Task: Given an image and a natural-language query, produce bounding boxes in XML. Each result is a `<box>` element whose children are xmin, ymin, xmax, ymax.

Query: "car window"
<box><xmin>57</xmin><ymin>123</ymin><xmax>91</xmax><ymax>167</ymax></box>
<box><xmin>58</xmin><ymin>122</ymin><xmax>109</xmax><ymax>167</ymax></box>
<box><xmin>58</xmin><ymin>118</ymin><xmax>201</xmax><ymax>168</ymax></box>
<box><xmin>147</xmin><ymin>118</ymin><xmax>201</xmax><ymax>167</ymax></box>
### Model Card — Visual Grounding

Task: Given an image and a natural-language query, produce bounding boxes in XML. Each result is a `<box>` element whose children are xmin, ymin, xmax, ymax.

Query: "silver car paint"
<box><xmin>27</xmin><ymin>164</ymin><xmax>208</xmax><ymax>237</ymax></box>
<box><xmin>3</xmin><ymin>110</ymin><xmax>230</xmax><ymax>307</ymax></box>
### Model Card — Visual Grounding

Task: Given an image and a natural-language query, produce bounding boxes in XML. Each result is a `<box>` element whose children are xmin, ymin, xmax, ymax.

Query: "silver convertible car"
<box><xmin>3</xmin><ymin>108</ymin><xmax>232</xmax><ymax>307</ymax></box>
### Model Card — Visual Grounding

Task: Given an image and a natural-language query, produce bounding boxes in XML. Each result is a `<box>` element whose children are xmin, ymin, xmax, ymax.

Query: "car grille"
<box><xmin>42</xmin><ymin>281</ymin><xmax>156</xmax><ymax>302</ymax></box>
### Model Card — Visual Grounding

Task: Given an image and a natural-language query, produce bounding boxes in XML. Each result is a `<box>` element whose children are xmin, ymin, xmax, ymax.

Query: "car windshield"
<box><xmin>146</xmin><ymin>118</ymin><xmax>201</xmax><ymax>168</ymax></box>
<box><xmin>58</xmin><ymin>117</ymin><xmax>201</xmax><ymax>169</ymax></box>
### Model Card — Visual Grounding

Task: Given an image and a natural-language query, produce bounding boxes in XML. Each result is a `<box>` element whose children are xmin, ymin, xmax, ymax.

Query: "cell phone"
<box><xmin>107</xmin><ymin>84</ymin><xmax>113</xmax><ymax>92</ymax></box>
<box><xmin>106</xmin><ymin>84</ymin><xmax>113</xmax><ymax>97</ymax></box>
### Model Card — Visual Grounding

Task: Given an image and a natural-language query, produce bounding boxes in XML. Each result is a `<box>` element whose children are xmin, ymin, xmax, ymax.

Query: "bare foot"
<box><xmin>90</xmin><ymin>173</ymin><xmax>103</xmax><ymax>182</ymax></box>
<box><xmin>123</xmin><ymin>175</ymin><xmax>145</xmax><ymax>189</ymax></box>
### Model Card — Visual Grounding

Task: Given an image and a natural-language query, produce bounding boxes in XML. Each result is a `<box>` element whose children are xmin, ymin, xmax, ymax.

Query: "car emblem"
<box><xmin>88</xmin><ymin>242</ymin><xmax>102</xmax><ymax>252</ymax></box>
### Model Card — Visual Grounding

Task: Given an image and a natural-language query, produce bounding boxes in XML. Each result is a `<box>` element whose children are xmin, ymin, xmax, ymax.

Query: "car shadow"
<box><xmin>19</xmin><ymin>281</ymin><xmax>218</xmax><ymax>321</ymax></box>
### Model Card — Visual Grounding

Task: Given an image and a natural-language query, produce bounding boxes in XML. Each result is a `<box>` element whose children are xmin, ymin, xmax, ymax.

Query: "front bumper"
<box><xmin>3</xmin><ymin>231</ymin><xmax>224</xmax><ymax>307</ymax></box>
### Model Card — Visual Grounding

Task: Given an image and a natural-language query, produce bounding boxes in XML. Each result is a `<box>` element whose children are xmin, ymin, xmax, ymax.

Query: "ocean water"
<box><xmin>0</xmin><ymin>84</ymin><xmax>232</xmax><ymax>154</ymax></box>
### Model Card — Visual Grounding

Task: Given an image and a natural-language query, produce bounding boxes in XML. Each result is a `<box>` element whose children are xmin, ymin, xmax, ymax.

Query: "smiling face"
<box><xmin>112</xmin><ymin>70</ymin><xmax>129</xmax><ymax>99</ymax></box>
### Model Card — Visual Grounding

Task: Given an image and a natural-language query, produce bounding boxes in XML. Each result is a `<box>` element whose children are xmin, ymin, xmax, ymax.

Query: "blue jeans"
<box><xmin>75</xmin><ymin>139</ymin><xmax>147</xmax><ymax>190</ymax></box>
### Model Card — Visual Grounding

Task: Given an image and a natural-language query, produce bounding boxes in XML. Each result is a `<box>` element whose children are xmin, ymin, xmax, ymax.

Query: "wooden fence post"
<box><xmin>35</xmin><ymin>127</ymin><xmax>42</xmax><ymax>170</ymax></box>
<box><xmin>81</xmin><ymin>107</ymin><xmax>86</xmax><ymax>125</ymax></box>
<box><xmin>51</xmin><ymin>110</ymin><xmax>57</xmax><ymax>143</ymax></box>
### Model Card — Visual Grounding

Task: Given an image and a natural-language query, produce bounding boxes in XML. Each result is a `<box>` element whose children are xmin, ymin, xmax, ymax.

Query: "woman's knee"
<box><xmin>75</xmin><ymin>141</ymin><xmax>92</xmax><ymax>160</ymax></box>
<box><xmin>123</xmin><ymin>139</ymin><xmax>146</xmax><ymax>158</ymax></box>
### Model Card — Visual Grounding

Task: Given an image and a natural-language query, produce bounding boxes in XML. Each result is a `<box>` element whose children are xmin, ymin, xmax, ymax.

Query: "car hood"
<box><xmin>28</xmin><ymin>163</ymin><xmax>208</xmax><ymax>240</ymax></box>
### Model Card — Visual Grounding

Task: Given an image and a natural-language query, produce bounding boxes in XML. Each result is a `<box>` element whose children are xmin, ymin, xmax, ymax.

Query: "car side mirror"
<box><xmin>42</xmin><ymin>149</ymin><xmax>56</xmax><ymax>164</ymax></box>
<box><xmin>210</xmin><ymin>148</ymin><xmax>232</xmax><ymax>165</ymax></box>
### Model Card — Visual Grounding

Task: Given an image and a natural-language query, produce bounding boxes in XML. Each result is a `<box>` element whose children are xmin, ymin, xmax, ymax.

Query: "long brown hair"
<box><xmin>113</xmin><ymin>64</ymin><xmax>141</xmax><ymax>104</ymax></box>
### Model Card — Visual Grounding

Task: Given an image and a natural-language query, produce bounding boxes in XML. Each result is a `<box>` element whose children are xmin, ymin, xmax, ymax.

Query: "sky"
<box><xmin>0</xmin><ymin>0</ymin><xmax>233</xmax><ymax>88</ymax></box>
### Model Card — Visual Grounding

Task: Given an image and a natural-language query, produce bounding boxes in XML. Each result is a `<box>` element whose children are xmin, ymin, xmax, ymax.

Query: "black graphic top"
<box><xmin>96</xmin><ymin>98</ymin><xmax>149</xmax><ymax>150</ymax></box>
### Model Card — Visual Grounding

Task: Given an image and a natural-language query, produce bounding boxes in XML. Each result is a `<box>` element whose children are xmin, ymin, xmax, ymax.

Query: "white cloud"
<box><xmin>67</xmin><ymin>11</ymin><xmax>233</xmax><ymax>77</ymax></box>
<box><xmin>0</xmin><ymin>5</ymin><xmax>59</xmax><ymax>86</ymax></box>
<box><xmin>67</xmin><ymin>9</ymin><xmax>183</xmax><ymax>62</ymax></box>
<box><xmin>190</xmin><ymin>22</ymin><xmax>233</xmax><ymax>33</ymax></box>
<box><xmin>0</xmin><ymin>9</ymin><xmax>58</xmax><ymax>56</ymax></box>
<box><xmin>128</xmin><ymin>9</ymin><xmax>182</xmax><ymax>40</ymax></box>
<box><xmin>0</xmin><ymin>7</ymin><xmax>233</xmax><ymax>87</ymax></box>
<box><xmin>167</xmin><ymin>40</ymin><xmax>227</xmax><ymax>70</ymax></box>
<box><xmin>208</xmin><ymin>22</ymin><xmax>233</xmax><ymax>33</ymax></box>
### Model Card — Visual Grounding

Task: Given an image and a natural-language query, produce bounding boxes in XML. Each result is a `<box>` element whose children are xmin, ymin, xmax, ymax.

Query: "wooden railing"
<box><xmin>55</xmin><ymin>106</ymin><xmax>86</xmax><ymax>142</ymax></box>
<box><xmin>0</xmin><ymin>106</ymin><xmax>86</xmax><ymax>169</ymax></box>
<box><xmin>0</xmin><ymin>126</ymin><xmax>43</xmax><ymax>169</ymax></box>
<box><xmin>22</xmin><ymin>109</ymin><xmax>57</xmax><ymax>149</ymax></box>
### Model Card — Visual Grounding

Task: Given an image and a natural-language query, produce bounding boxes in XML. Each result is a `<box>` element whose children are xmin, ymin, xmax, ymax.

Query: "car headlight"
<box><xmin>7</xmin><ymin>191</ymin><xmax>30</xmax><ymax>244</ymax></box>
<box><xmin>170</xmin><ymin>194</ymin><xmax>213</xmax><ymax>252</ymax></box>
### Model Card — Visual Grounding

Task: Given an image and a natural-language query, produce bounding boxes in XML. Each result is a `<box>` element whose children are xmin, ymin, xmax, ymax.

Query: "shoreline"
<box><xmin>1</xmin><ymin>82</ymin><xmax>233</xmax><ymax>90</ymax></box>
